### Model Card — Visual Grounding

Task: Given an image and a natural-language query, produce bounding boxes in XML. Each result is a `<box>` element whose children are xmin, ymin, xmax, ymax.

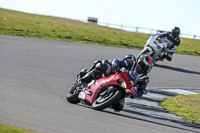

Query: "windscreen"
<box><xmin>155</xmin><ymin>35</ymin><xmax>165</xmax><ymax>43</ymax></box>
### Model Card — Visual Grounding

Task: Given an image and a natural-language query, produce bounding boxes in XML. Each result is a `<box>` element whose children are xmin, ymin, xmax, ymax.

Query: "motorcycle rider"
<box><xmin>112</xmin><ymin>54</ymin><xmax>153</xmax><ymax>112</ymax></box>
<box><xmin>161</xmin><ymin>27</ymin><xmax>181</xmax><ymax>61</ymax></box>
<box><xmin>78</xmin><ymin>54</ymin><xmax>137</xmax><ymax>84</ymax></box>
<box><xmin>78</xmin><ymin>54</ymin><xmax>154</xmax><ymax>112</ymax></box>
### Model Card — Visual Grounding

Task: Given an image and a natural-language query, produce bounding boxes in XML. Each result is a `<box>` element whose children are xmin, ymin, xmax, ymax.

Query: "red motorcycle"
<box><xmin>66</xmin><ymin>70</ymin><xmax>140</xmax><ymax>110</ymax></box>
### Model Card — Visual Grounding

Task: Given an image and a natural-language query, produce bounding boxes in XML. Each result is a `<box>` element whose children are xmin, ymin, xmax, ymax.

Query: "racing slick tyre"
<box><xmin>92</xmin><ymin>87</ymin><xmax>122</xmax><ymax>110</ymax></box>
<box><xmin>66</xmin><ymin>83</ymin><xmax>82</xmax><ymax>104</ymax></box>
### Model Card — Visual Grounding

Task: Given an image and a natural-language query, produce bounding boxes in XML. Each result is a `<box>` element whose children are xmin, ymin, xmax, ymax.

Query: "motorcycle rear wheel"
<box><xmin>66</xmin><ymin>83</ymin><xmax>82</xmax><ymax>104</ymax></box>
<box><xmin>92</xmin><ymin>88</ymin><xmax>122</xmax><ymax>110</ymax></box>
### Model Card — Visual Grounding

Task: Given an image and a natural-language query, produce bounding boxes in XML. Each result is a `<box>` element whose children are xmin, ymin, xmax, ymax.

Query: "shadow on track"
<box><xmin>102</xmin><ymin>108</ymin><xmax>200</xmax><ymax>133</ymax></box>
<box><xmin>154</xmin><ymin>64</ymin><xmax>200</xmax><ymax>75</ymax></box>
<box><xmin>75</xmin><ymin>103</ymin><xmax>200</xmax><ymax>132</ymax></box>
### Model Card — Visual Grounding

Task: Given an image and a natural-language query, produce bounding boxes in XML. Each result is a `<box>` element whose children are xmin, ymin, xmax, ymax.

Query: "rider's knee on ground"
<box><xmin>112</xmin><ymin>99</ymin><xmax>125</xmax><ymax>112</ymax></box>
<box><xmin>137</xmin><ymin>89</ymin><xmax>143</xmax><ymax>97</ymax></box>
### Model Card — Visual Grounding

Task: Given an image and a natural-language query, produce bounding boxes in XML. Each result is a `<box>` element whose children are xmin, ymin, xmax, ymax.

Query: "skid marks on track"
<box><xmin>125</xmin><ymin>89</ymin><xmax>200</xmax><ymax>128</ymax></box>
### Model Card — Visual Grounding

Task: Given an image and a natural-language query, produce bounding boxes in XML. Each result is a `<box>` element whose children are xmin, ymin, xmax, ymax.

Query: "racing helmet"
<box><xmin>123</xmin><ymin>54</ymin><xmax>137</xmax><ymax>71</ymax></box>
<box><xmin>172</xmin><ymin>27</ymin><xmax>180</xmax><ymax>38</ymax></box>
<box><xmin>136</xmin><ymin>54</ymin><xmax>154</xmax><ymax>74</ymax></box>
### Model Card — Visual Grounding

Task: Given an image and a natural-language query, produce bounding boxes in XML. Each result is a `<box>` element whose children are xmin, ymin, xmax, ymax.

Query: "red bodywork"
<box><xmin>82</xmin><ymin>70</ymin><xmax>137</xmax><ymax>104</ymax></box>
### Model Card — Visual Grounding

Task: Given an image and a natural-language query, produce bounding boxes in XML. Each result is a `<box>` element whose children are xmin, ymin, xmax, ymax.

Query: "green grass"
<box><xmin>161</xmin><ymin>94</ymin><xmax>200</xmax><ymax>124</ymax></box>
<box><xmin>0</xmin><ymin>123</ymin><xmax>37</xmax><ymax>133</ymax></box>
<box><xmin>0</xmin><ymin>7</ymin><xmax>200</xmax><ymax>127</ymax></box>
<box><xmin>0</xmin><ymin>8</ymin><xmax>200</xmax><ymax>56</ymax></box>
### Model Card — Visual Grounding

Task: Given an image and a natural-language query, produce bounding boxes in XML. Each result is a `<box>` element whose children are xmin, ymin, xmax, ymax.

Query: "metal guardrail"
<box><xmin>97</xmin><ymin>22</ymin><xmax>200</xmax><ymax>40</ymax></box>
<box><xmin>76</xmin><ymin>19</ymin><xmax>200</xmax><ymax>39</ymax></box>
<box><xmin>81</xmin><ymin>20</ymin><xmax>199</xmax><ymax>40</ymax></box>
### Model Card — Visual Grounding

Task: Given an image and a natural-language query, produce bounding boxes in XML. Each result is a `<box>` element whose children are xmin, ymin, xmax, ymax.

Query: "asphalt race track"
<box><xmin>0</xmin><ymin>34</ymin><xmax>200</xmax><ymax>133</ymax></box>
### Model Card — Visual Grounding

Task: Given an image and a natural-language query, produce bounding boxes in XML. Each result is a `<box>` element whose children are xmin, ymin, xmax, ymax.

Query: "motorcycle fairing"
<box><xmin>84</xmin><ymin>71</ymin><xmax>132</xmax><ymax>104</ymax></box>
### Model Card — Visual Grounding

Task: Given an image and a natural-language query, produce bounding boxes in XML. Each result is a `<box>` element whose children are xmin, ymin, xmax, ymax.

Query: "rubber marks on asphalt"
<box><xmin>125</xmin><ymin>89</ymin><xmax>200</xmax><ymax>127</ymax></box>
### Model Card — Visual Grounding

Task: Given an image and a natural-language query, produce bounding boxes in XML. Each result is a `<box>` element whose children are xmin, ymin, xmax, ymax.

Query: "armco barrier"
<box><xmin>77</xmin><ymin>19</ymin><xmax>200</xmax><ymax>40</ymax></box>
<box><xmin>97</xmin><ymin>22</ymin><xmax>200</xmax><ymax>40</ymax></box>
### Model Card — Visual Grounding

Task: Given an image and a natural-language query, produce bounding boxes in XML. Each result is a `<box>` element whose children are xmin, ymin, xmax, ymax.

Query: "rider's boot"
<box><xmin>77</xmin><ymin>69</ymin><xmax>88</xmax><ymax>79</ymax></box>
<box><xmin>165</xmin><ymin>52</ymin><xmax>173</xmax><ymax>61</ymax></box>
<box><xmin>79</xmin><ymin>72</ymin><xmax>93</xmax><ymax>83</ymax></box>
<box><xmin>159</xmin><ymin>52</ymin><xmax>166</xmax><ymax>61</ymax></box>
<box><xmin>112</xmin><ymin>99</ymin><xmax>125</xmax><ymax>112</ymax></box>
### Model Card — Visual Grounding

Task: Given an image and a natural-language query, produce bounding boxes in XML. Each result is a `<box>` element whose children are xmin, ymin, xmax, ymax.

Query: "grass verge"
<box><xmin>161</xmin><ymin>93</ymin><xmax>200</xmax><ymax>124</ymax></box>
<box><xmin>0</xmin><ymin>8</ymin><xmax>200</xmax><ymax>56</ymax></box>
<box><xmin>0</xmin><ymin>123</ymin><xmax>37</xmax><ymax>133</ymax></box>
<box><xmin>0</xmin><ymin>6</ymin><xmax>200</xmax><ymax>127</ymax></box>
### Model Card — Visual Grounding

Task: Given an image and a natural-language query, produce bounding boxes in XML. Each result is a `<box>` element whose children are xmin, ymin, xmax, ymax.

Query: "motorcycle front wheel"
<box><xmin>66</xmin><ymin>83</ymin><xmax>82</xmax><ymax>104</ymax></box>
<box><xmin>92</xmin><ymin>87</ymin><xmax>122</xmax><ymax>110</ymax></box>
<box><xmin>137</xmin><ymin>47</ymin><xmax>152</xmax><ymax>60</ymax></box>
